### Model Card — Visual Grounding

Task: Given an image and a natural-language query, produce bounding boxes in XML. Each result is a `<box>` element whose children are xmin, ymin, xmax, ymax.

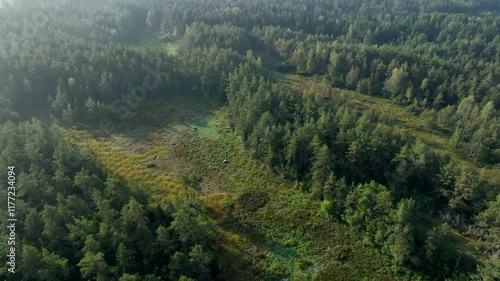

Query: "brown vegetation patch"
<box><xmin>237</xmin><ymin>191</ymin><xmax>271</xmax><ymax>212</ymax></box>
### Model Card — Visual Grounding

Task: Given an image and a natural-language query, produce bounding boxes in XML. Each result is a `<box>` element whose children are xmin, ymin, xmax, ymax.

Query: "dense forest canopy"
<box><xmin>0</xmin><ymin>0</ymin><xmax>499</xmax><ymax>280</ymax></box>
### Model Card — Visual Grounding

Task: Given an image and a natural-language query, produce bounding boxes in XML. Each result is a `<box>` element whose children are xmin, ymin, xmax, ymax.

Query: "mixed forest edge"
<box><xmin>0</xmin><ymin>0</ymin><xmax>499</xmax><ymax>280</ymax></box>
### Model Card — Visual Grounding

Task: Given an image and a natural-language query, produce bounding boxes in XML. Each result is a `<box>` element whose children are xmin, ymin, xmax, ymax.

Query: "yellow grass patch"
<box><xmin>61</xmin><ymin>128</ymin><xmax>184</xmax><ymax>204</ymax></box>
<box><xmin>282</xmin><ymin>73</ymin><xmax>500</xmax><ymax>187</ymax></box>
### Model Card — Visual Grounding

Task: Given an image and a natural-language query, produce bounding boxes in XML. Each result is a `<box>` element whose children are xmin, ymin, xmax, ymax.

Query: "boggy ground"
<box><xmin>63</xmin><ymin>93</ymin><xmax>415</xmax><ymax>280</ymax></box>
